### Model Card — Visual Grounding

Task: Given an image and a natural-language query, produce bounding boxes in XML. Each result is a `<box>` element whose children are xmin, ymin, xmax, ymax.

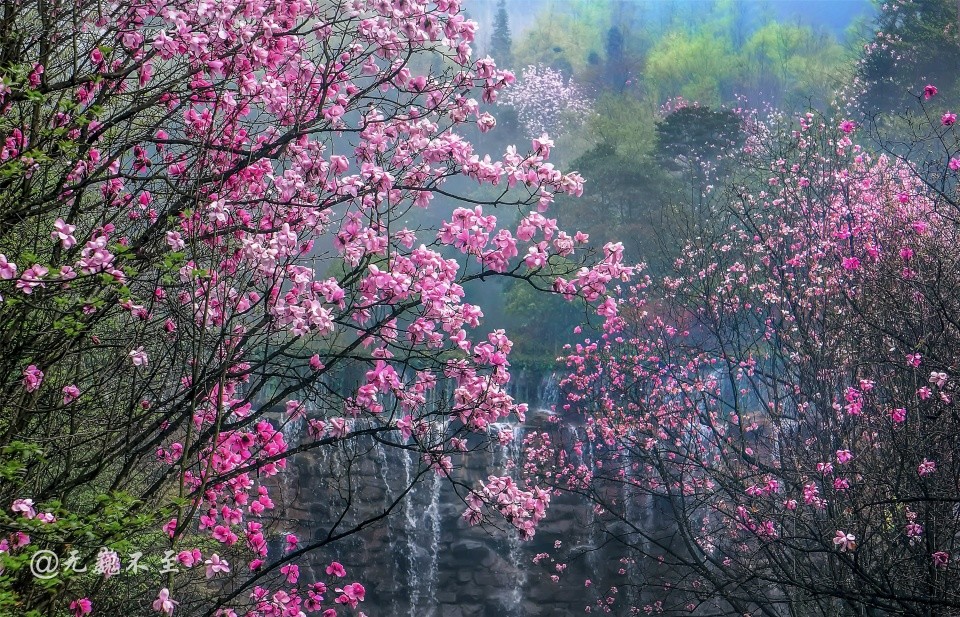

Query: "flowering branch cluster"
<box><xmin>526</xmin><ymin>103</ymin><xmax>960</xmax><ymax>615</ymax></box>
<box><xmin>499</xmin><ymin>64</ymin><xmax>594</xmax><ymax>140</ymax></box>
<box><xmin>0</xmin><ymin>0</ymin><xmax>629</xmax><ymax>615</ymax></box>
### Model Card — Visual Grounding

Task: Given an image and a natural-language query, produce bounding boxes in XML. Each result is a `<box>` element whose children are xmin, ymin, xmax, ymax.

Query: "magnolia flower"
<box><xmin>51</xmin><ymin>218</ymin><xmax>77</xmax><ymax>248</ymax></box>
<box><xmin>839</xmin><ymin>120</ymin><xmax>856</xmax><ymax>134</ymax></box>
<box><xmin>62</xmin><ymin>384</ymin><xmax>80</xmax><ymax>404</ymax></box>
<box><xmin>152</xmin><ymin>588</ymin><xmax>177</xmax><ymax>616</ymax></box>
<box><xmin>12</xmin><ymin>498</ymin><xmax>36</xmax><ymax>519</ymax></box>
<box><xmin>204</xmin><ymin>554</ymin><xmax>230</xmax><ymax>578</ymax></box>
<box><xmin>17</xmin><ymin>264</ymin><xmax>48</xmax><ymax>294</ymax></box>
<box><xmin>22</xmin><ymin>365</ymin><xmax>43</xmax><ymax>392</ymax></box>
<box><xmin>70</xmin><ymin>598</ymin><xmax>92</xmax><ymax>617</ymax></box>
<box><xmin>177</xmin><ymin>549</ymin><xmax>201</xmax><ymax>567</ymax></box>
<box><xmin>841</xmin><ymin>256</ymin><xmax>860</xmax><ymax>271</ymax></box>
<box><xmin>933</xmin><ymin>551</ymin><xmax>950</xmax><ymax>568</ymax></box>
<box><xmin>165</xmin><ymin>230</ymin><xmax>186</xmax><ymax>251</ymax></box>
<box><xmin>335</xmin><ymin>582</ymin><xmax>366</xmax><ymax>609</ymax></box>
<box><xmin>833</xmin><ymin>530</ymin><xmax>856</xmax><ymax>552</ymax></box>
<box><xmin>924</xmin><ymin>84</ymin><xmax>938</xmax><ymax>99</ymax></box>
<box><xmin>942</xmin><ymin>112</ymin><xmax>957</xmax><ymax>126</ymax></box>
<box><xmin>129</xmin><ymin>347</ymin><xmax>148</xmax><ymax>367</ymax></box>
<box><xmin>0</xmin><ymin>254</ymin><xmax>17</xmax><ymax>279</ymax></box>
<box><xmin>325</xmin><ymin>561</ymin><xmax>346</xmax><ymax>577</ymax></box>
<box><xmin>918</xmin><ymin>459</ymin><xmax>937</xmax><ymax>476</ymax></box>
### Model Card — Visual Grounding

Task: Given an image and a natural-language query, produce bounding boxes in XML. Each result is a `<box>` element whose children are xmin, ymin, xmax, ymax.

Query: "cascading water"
<box><xmin>374</xmin><ymin>375</ymin><xmax>451</xmax><ymax>617</ymax></box>
<box><xmin>279</xmin><ymin>409</ymin><xmax>305</xmax><ymax>504</ymax></box>
<box><xmin>422</xmin><ymin>468</ymin><xmax>442</xmax><ymax>616</ymax></box>
<box><xmin>506</xmin><ymin>422</ymin><xmax>528</xmax><ymax>617</ymax></box>
<box><xmin>488</xmin><ymin>420</ymin><xmax>528</xmax><ymax>617</ymax></box>
<box><xmin>373</xmin><ymin>439</ymin><xmax>403</xmax><ymax>615</ymax></box>
<box><xmin>396</xmin><ymin>426</ymin><xmax>446</xmax><ymax>617</ymax></box>
<box><xmin>400</xmin><ymin>447</ymin><xmax>423</xmax><ymax>614</ymax></box>
<box><xmin>537</xmin><ymin>371</ymin><xmax>560</xmax><ymax>411</ymax></box>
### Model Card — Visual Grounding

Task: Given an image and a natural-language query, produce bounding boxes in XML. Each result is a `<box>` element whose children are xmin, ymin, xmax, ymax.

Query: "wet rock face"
<box><xmin>275</xmin><ymin>370</ymin><xmax>671</xmax><ymax>616</ymax></box>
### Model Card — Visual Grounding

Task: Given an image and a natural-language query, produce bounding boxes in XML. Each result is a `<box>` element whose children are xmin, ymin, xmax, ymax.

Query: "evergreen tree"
<box><xmin>490</xmin><ymin>0</ymin><xmax>513</xmax><ymax>68</ymax></box>
<box><xmin>604</xmin><ymin>25</ymin><xmax>628</xmax><ymax>91</ymax></box>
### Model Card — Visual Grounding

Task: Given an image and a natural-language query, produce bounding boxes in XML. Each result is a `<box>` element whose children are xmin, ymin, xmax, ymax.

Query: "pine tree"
<box><xmin>490</xmin><ymin>0</ymin><xmax>513</xmax><ymax>68</ymax></box>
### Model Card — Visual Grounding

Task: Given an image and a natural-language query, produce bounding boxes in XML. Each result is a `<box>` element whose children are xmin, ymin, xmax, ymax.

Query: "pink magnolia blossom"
<box><xmin>334</xmin><ymin>582</ymin><xmax>366</xmax><ymax>609</ymax></box>
<box><xmin>924</xmin><ymin>84</ymin><xmax>938</xmax><ymax>99</ymax></box>
<box><xmin>204</xmin><ymin>554</ymin><xmax>230</xmax><ymax>578</ymax></box>
<box><xmin>152</xmin><ymin>588</ymin><xmax>177</xmax><ymax>616</ymax></box>
<box><xmin>841</xmin><ymin>256</ymin><xmax>860</xmax><ymax>270</ymax></box>
<box><xmin>833</xmin><ymin>531</ymin><xmax>856</xmax><ymax>552</ymax></box>
<box><xmin>177</xmin><ymin>549</ymin><xmax>201</xmax><ymax>567</ymax></box>
<box><xmin>325</xmin><ymin>561</ymin><xmax>346</xmax><ymax>577</ymax></box>
<box><xmin>0</xmin><ymin>255</ymin><xmax>17</xmax><ymax>279</ymax></box>
<box><xmin>62</xmin><ymin>384</ymin><xmax>80</xmax><ymax>404</ymax></box>
<box><xmin>51</xmin><ymin>218</ymin><xmax>76</xmax><ymax>248</ymax></box>
<box><xmin>16</xmin><ymin>264</ymin><xmax>48</xmax><ymax>294</ymax></box>
<box><xmin>22</xmin><ymin>365</ymin><xmax>43</xmax><ymax>392</ymax></box>
<box><xmin>942</xmin><ymin>112</ymin><xmax>957</xmax><ymax>126</ymax></box>
<box><xmin>12</xmin><ymin>498</ymin><xmax>36</xmax><ymax>519</ymax></box>
<box><xmin>70</xmin><ymin>598</ymin><xmax>92</xmax><ymax>617</ymax></box>
<box><xmin>129</xmin><ymin>347</ymin><xmax>148</xmax><ymax>367</ymax></box>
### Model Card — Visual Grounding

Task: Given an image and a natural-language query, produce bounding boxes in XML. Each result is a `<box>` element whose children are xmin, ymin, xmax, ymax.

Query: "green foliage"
<box><xmin>655</xmin><ymin>106</ymin><xmax>744</xmax><ymax>166</ymax></box>
<box><xmin>513</xmin><ymin>0</ymin><xmax>608</xmax><ymax>74</ymax></box>
<box><xmin>502</xmin><ymin>278</ymin><xmax>585</xmax><ymax>366</ymax></box>
<box><xmin>583</xmin><ymin>95</ymin><xmax>659</xmax><ymax>160</ymax></box>
<box><xmin>512</xmin><ymin>0</ymin><xmax>851</xmax><ymax>110</ymax></box>
<box><xmin>645</xmin><ymin>29</ymin><xmax>739</xmax><ymax>106</ymax></box>
<box><xmin>742</xmin><ymin>21</ymin><xmax>848</xmax><ymax>108</ymax></box>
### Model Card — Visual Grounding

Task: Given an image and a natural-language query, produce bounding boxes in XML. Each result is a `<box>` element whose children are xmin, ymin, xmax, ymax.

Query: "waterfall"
<box><xmin>392</xmin><ymin>417</ymin><xmax>448</xmax><ymax>617</ymax></box>
<box><xmin>422</xmin><ymin>470</ymin><xmax>442</xmax><ymax>617</ymax></box>
<box><xmin>278</xmin><ymin>410</ymin><xmax>305</xmax><ymax>506</ymax></box>
<box><xmin>488</xmin><ymin>421</ymin><xmax>528</xmax><ymax>617</ymax></box>
<box><xmin>399</xmin><ymin>446</ymin><xmax>423</xmax><ymax>615</ymax></box>
<box><xmin>374</xmin><ymin>440</ymin><xmax>403</xmax><ymax>615</ymax></box>
<box><xmin>537</xmin><ymin>372</ymin><xmax>560</xmax><ymax>410</ymax></box>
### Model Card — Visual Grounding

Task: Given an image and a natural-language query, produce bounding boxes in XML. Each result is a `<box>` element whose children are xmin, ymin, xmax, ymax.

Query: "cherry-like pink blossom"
<box><xmin>152</xmin><ymin>588</ymin><xmax>177</xmax><ymax>616</ymax></box>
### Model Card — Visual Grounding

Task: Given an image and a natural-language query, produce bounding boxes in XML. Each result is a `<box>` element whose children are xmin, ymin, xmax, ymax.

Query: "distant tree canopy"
<box><xmin>512</xmin><ymin>0</ymin><xmax>852</xmax><ymax>109</ymax></box>
<box><xmin>655</xmin><ymin>106</ymin><xmax>745</xmax><ymax>169</ymax></box>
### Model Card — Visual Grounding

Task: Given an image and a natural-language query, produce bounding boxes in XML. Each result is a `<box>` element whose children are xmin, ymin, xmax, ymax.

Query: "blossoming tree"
<box><xmin>527</xmin><ymin>103</ymin><xmax>960</xmax><ymax>615</ymax></box>
<box><xmin>0</xmin><ymin>0</ymin><xmax>631</xmax><ymax>615</ymax></box>
<box><xmin>498</xmin><ymin>64</ymin><xmax>593</xmax><ymax>140</ymax></box>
